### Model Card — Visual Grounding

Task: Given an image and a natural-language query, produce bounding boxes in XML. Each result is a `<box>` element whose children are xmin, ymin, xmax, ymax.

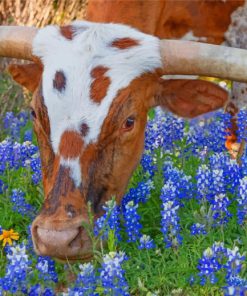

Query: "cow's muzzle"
<box><xmin>31</xmin><ymin>218</ymin><xmax>93</xmax><ymax>261</ymax></box>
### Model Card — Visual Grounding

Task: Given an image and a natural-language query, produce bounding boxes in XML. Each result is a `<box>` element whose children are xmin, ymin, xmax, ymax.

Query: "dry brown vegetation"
<box><xmin>0</xmin><ymin>0</ymin><xmax>88</xmax><ymax>26</ymax></box>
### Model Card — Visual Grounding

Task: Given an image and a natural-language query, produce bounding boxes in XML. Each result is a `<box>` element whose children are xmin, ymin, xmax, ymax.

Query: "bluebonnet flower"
<box><xmin>139</xmin><ymin>234</ymin><xmax>155</xmax><ymax>249</ymax></box>
<box><xmin>28</xmin><ymin>284</ymin><xmax>41</xmax><ymax>296</ymax></box>
<box><xmin>237</xmin><ymin>109</ymin><xmax>247</xmax><ymax>142</ymax></box>
<box><xmin>145</xmin><ymin>109</ymin><xmax>185</xmax><ymax>153</ymax></box>
<box><xmin>225</xmin><ymin>159</ymin><xmax>240</xmax><ymax>194</ymax></box>
<box><xmin>94</xmin><ymin>199</ymin><xmax>121</xmax><ymax>240</ymax></box>
<box><xmin>3</xmin><ymin>112</ymin><xmax>21</xmax><ymax>140</ymax></box>
<box><xmin>209</xmin><ymin>152</ymin><xmax>228</xmax><ymax>170</ymax></box>
<box><xmin>240</xmin><ymin>149</ymin><xmax>247</xmax><ymax>177</ymax></box>
<box><xmin>160</xmin><ymin>182</ymin><xmax>182</xmax><ymax>248</ymax></box>
<box><xmin>145</xmin><ymin>110</ymin><xmax>165</xmax><ymax>152</ymax></box>
<box><xmin>36</xmin><ymin>256</ymin><xmax>58</xmax><ymax>283</ymax></box>
<box><xmin>197</xmin><ymin>163</ymin><xmax>227</xmax><ymax>204</ymax></box>
<box><xmin>160</xmin><ymin>112</ymin><xmax>185</xmax><ymax>151</ymax></box>
<box><xmin>123</xmin><ymin>201</ymin><xmax>142</xmax><ymax>242</ymax></box>
<box><xmin>190</xmin><ymin>223</ymin><xmax>207</xmax><ymax>236</ymax></box>
<box><xmin>9</xmin><ymin>189</ymin><xmax>36</xmax><ymax>219</ymax></box>
<box><xmin>28</xmin><ymin>284</ymin><xmax>55</xmax><ymax>296</ymax></box>
<box><xmin>69</xmin><ymin>263</ymin><xmax>98</xmax><ymax>295</ymax></box>
<box><xmin>210</xmin><ymin>169</ymin><xmax>225</xmax><ymax>196</ymax></box>
<box><xmin>2</xmin><ymin>111</ymin><xmax>29</xmax><ymax>141</ymax></box>
<box><xmin>223</xmin><ymin>277</ymin><xmax>247</xmax><ymax>296</ymax></box>
<box><xmin>211</xmin><ymin>193</ymin><xmax>232</xmax><ymax>225</ymax></box>
<box><xmin>100</xmin><ymin>251</ymin><xmax>129</xmax><ymax>295</ymax></box>
<box><xmin>122</xmin><ymin>180</ymin><xmax>153</xmax><ymax>206</ymax></box>
<box><xmin>0</xmin><ymin>178</ymin><xmax>4</xmax><ymax>194</ymax></box>
<box><xmin>208</xmin><ymin>150</ymin><xmax>240</xmax><ymax>196</ymax></box>
<box><xmin>0</xmin><ymin>243</ymin><xmax>30</xmax><ymax>293</ymax></box>
<box><xmin>237</xmin><ymin>176</ymin><xmax>247</xmax><ymax>224</ymax></box>
<box><xmin>224</xmin><ymin>247</ymin><xmax>245</xmax><ymax>280</ymax></box>
<box><xmin>197</xmin><ymin>242</ymin><xmax>226</xmax><ymax>285</ymax></box>
<box><xmin>163</xmin><ymin>162</ymin><xmax>195</xmax><ymax>200</ymax></box>
<box><xmin>0</xmin><ymin>138</ymin><xmax>14</xmax><ymax>173</ymax></box>
<box><xmin>197</xmin><ymin>242</ymin><xmax>246</xmax><ymax>288</ymax></box>
<box><xmin>20</xmin><ymin>141</ymin><xmax>39</xmax><ymax>162</ymax></box>
<box><xmin>196</xmin><ymin>164</ymin><xmax>212</xmax><ymax>201</ymax></box>
<box><xmin>197</xmin><ymin>146</ymin><xmax>208</xmax><ymax>161</ymax></box>
<box><xmin>0</xmin><ymin>139</ymin><xmax>38</xmax><ymax>173</ymax></box>
<box><xmin>24</xmin><ymin>129</ymin><xmax>33</xmax><ymax>142</ymax></box>
<box><xmin>3</xmin><ymin>111</ymin><xmax>15</xmax><ymax>130</ymax></box>
<box><xmin>30</xmin><ymin>154</ymin><xmax>42</xmax><ymax>185</ymax></box>
<box><xmin>187</xmin><ymin>111</ymin><xmax>231</xmax><ymax>154</ymax></box>
<box><xmin>140</xmin><ymin>153</ymin><xmax>156</xmax><ymax>177</ymax></box>
<box><xmin>17</xmin><ymin>111</ymin><xmax>29</xmax><ymax>127</ymax></box>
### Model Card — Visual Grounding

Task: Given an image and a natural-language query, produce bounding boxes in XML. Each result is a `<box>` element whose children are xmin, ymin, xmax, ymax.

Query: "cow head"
<box><xmin>2</xmin><ymin>21</ymin><xmax>247</xmax><ymax>261</ymax></box>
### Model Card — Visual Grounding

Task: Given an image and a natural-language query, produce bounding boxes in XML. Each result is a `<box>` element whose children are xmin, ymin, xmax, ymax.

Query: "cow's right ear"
<box><xmin>151</xmin><ymin>78</ymin><xmax>228</xmax><ymax>118</ymax></box>
<box><xmin>8</xmin><ymin>62</ymin><xmax>43</xmax><ymax>93</ymax></box>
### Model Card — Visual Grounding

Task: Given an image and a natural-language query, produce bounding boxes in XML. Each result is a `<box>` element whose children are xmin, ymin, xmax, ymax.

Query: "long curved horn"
<box><xmin>0</xmin><ymin>26</ymin><xmax>38</xmax><ymax>61</ymax></box>
<box><xmin>160</xmin><ymin>40</ymin><xmax>247</xmax><ymax>83</ymax></box>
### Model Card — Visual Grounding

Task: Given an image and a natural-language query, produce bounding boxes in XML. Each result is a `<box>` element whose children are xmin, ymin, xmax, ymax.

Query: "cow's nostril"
<box><xmin>69</xmin><ymin>226</ymin><xmax>83</xmax><ymax>249</ymax></box>
<box><xmin>37</xmin><ymin>227</ymin><xmax>80</xmax><ymax>248</ymax></box>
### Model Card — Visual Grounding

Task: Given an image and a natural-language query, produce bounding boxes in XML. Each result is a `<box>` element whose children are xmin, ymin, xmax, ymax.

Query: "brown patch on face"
<box><xmin>60</xmin><ymin>25</ymin><xmax>74</xmax><ymax>40</ymax></box>
<box><xmin>40</xmin><ymin>166</ymin><xmax>75</xmax><ymax>216</ymax></box>
<box><xmin>53</xmin><ymin>71</ymin><xmax>66</xmax><ymax>92</ymax></box>
<box><xmin>31</xmin><ymin>85</ymin><xmax>54</xmax><ymax>194</ymax></box>
<box><xmin>59</xmin><ymin>130</ymin><xmax>84</xmax><ymax>159</ymax></box>
<box><xmin>90</xmin><ymin>66</ymin><xmax>111</xmax><ymax>103</ymax></box>
<box><xmin>80</xmin><ymin>123</ymin><xmax>89</xmax><ymax>137</ymax></box>
<box><xmin>111</xmin><ymin>37</ymin><xmax>139</xmax><ymax>49</ymax></box>
<box><xmin>82</xmin><ymin>73</ymin><xmax>159</xmax><ymax>211</ymax></box>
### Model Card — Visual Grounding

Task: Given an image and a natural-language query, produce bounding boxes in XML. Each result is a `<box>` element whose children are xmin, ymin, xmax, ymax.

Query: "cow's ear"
<box><xmin>152</xmin><ymin>79</ymin><xmax>228</xmax><ymax>118</ymax></box>
<box><xmin>8</xmin><ymin>62</ymin><xmax>43</xmax><ymax>93</ymax></box>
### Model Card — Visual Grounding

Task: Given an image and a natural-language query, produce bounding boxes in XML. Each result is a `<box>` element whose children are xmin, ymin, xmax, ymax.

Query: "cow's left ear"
<box><xmin>152</xmin><ymin>79</ymin><xmax>228</xmax><ymax>118</ymax></box>
<box><xmin>8</xmin><ymin>62</ymin><xmax>43</xmax><ymax>93</ymax></box>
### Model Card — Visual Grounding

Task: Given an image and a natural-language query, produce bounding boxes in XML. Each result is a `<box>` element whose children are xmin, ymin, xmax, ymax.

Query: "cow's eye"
<box><xmin>30</xmin><ymin>108</ymin><xmax>37</xmax><ymax>119</ymax></box>
<box><xmin>122</xmin><ymin>116</ymin><xmax>135</xmax><ymax>131</ymax></box>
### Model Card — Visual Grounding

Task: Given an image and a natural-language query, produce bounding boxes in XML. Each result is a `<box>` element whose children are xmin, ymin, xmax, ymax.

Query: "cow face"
<box><xmin>8</xmin><ymin>22</ymin><xmax>228</xmax><ymax>261</ymax></box>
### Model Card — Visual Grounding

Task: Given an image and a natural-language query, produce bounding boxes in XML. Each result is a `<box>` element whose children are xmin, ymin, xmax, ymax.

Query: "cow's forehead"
<box><xmin>32</xmin><ymin>21</ymin><xmax>162</xmax><ymax>153</ymax></box>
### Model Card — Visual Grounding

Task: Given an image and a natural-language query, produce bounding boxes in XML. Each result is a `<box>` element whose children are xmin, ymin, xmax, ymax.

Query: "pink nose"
<box><xmin>35</xmin><ymin>227</ymin><xmax>81</xmax><ymax>257</ymax></box>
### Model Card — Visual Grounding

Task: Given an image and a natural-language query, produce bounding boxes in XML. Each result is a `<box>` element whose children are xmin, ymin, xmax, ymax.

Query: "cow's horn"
<box><xmin>160</xmin><ymin>40</ymin><xmax>247</xmax><ymax>83</ymax></box>
<box><xmin>0</xmin><ymin>26</ymin><xmax>38</xmax><ymax>61</ymax></box>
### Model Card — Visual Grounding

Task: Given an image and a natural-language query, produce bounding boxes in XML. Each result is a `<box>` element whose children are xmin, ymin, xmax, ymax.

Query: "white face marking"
<box><xmin>33</xmin><ymin>21</ymin><xmax>162</xmax><ymax>153</ymax></box>
<box><xmin>60</xmin><ymin>157</ymin><xmax>81</xmax><ymax>187</ymax></box>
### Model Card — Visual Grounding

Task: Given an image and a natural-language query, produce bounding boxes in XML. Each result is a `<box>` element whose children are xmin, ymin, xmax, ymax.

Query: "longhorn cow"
<box><xmin>1</xmin><ymin>22</ymin><xmax>247</xmax><ymax>261</ymax></box>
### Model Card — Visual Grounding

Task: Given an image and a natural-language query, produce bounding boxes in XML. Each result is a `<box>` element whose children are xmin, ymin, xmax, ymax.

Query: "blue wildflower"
<box><xmin>237</xmin><ymin>176</ymin><xmax>247</xmax><ymax>224</ymax></box>
<box><xmin>69</xmin><ymin>263</ymin><xmax>98</xmax><ymax>295</ymax></box>
<box><xmin>211</xmin><ymin>193</ymin><xmax>232</xmax><ymax>226</ymax></box>
<box><xmin>94</xmin><ymin>199</ymin><xmax>121</xmax><ymax>240</ymax></box>
<box><xmin>9</xmin><ymin>189</ymin><xmax>36</xmax><ymax>219</ymax></box>
<box><xmin>122</xmin><ymin>180</ymin><xmax>153</xmax><ymax>206</ymax></box>
<box><xmin>99</xmin><ymin>251</ymin><xmax>129</xmax><ymax>296</ymax></box>
<box><xmin>160</xmin><ymin>182</ymin><xmax>182</xmax><ymax>248</ymax></box>
<box><xmin>123</xmin><ymin>201</ymin><xmax>142</xmax><ymax>242</ymax></box>
<box><xmin>36</xmin><ymin>256</ymin><xmax>58</xmax><ymax>283</ymax></box>
<box><xmin>139</xmin><ymin>234</ymin><xmax>155</xmax><ymax>249</ymax></box>
<box><xmin>190</xmin><ymin>223</ymin><xmax>207</xmax><ymax>236</ymax></box>
<box><xmin>0</xmin><ymin>243</ymin><xmax>30</xmax><ymax>293</ymax></box>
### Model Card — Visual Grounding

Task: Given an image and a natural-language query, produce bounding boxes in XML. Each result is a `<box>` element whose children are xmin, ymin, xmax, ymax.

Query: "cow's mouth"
<box><xmin>54</xmin><ymin>253</ymin><xmax>94</xmax><ymax>263</ymax></box>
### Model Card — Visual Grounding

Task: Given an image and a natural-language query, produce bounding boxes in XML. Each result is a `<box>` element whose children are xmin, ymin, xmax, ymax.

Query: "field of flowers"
<box><xmin>1</xmin><ymin>78</ymin><xmax>247</xmax><ymax>295</ymax></box>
